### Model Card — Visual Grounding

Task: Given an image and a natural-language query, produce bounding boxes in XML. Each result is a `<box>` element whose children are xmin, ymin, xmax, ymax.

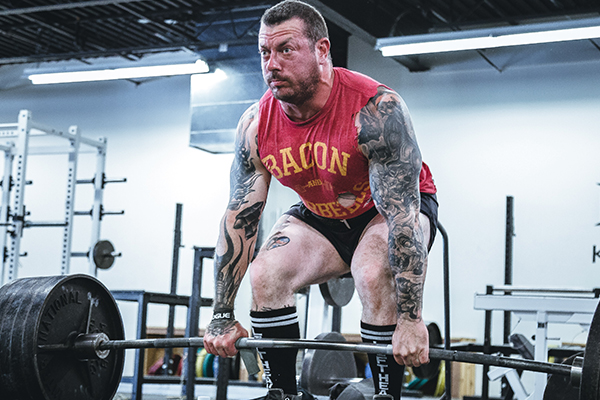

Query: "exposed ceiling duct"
<box><xmin>0</xmin><ymin>0</ymin><xmax>598</xmax><ymax>72</ymax></box>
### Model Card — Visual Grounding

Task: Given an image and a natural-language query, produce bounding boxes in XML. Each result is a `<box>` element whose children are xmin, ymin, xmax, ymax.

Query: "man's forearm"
<box><xmin>213</xmin><ymin>213</ymin><xmax>259</xmax><ymax>310</ymax></box>
<box><xmin>388</xmin><ymin>225</ymin><xmax>427</xmax><ymax>321</ymax></box>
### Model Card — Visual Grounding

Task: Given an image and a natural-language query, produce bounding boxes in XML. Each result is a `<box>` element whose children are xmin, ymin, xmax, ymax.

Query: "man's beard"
<box><xmin>268</xmin><ymin>62</ymin><xmax>320</xmax><ymax>105</ymax></box>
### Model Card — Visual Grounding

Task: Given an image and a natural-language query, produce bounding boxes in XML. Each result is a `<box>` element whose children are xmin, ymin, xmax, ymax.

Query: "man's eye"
<box><xmin>282</xmin><ymin>48</ymin><xmax>291</xmax><ymax>54</ymax></box>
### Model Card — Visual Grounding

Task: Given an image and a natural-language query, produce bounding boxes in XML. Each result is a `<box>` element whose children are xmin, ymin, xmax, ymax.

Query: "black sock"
<box><xmin>251</xmin><ymin>307</ymin><xmax>300</xmax><ymax>394</ymax></box>
<box><xmin>361</xmin><ymin>322</ymin><xmax>404</xmax><ymax>400</ymax></box>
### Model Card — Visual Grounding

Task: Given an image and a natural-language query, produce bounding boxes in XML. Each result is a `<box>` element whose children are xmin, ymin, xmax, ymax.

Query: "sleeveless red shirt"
<box><xmin>257</xmin><ymin>67</ymin><xmax>436</xmax><ymax>219</ymax></box>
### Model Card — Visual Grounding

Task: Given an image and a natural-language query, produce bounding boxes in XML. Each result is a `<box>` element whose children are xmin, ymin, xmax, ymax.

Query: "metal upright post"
<box><xmin>482</xmin><ymin>285</ymin><xmax>493</xmax><ymax>400</ymax></box>
<box><xmin>164</xmin><ymin>203</ymin><xmax>183</xmax><ymax>374</ymax></box>
<box><xmin>504</xmin><ymin>196</ymin><xmax>514</xmax><ymax>343</ymax></box>
<box><xmin>0</xmin><ymin>144</ymin><xmax>14</xmax><ymax>285</ymax></box>
<box><xmin>503</xmin><ymin>196</ymin><xmax>515</xmax><ymax>399</ymax></box>
<box><xmin>89</xmin><ymin>138</ymin><xmax>107</xmax><ymax>276</ymax></box>
<box><xmin>438</xmin><ymin>222</ymin><xmax>452</xmax><ymax>400</ymax></box>
<box><xmin>184</xmin><ymin>247</ymin><xmax>206</xmax><ymax>400</ymax></box>
<box><xmin>60</xmin><ymin>125</ymin><xmax>81</xmax><ymax>275</ymax></box>
<box><xmin>216</xmin><ymin>357</ymin><xmax>232</xmax><ymax>400</ymax></box>
<box><xmin>7</xmin><ymin>110</ymin><xmax>32</xmax><ymax>281</ymax></box>
<box><xmin>331</xmin><ymin>306</ymin><xmax>342</xmax><ymax>332</ymax></box>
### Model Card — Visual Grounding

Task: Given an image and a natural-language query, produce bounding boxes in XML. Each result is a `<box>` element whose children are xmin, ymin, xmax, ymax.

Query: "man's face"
<box><xmin>258</xmin><ymin>18</ymin><xmax>321</xmax><ymax>105</ymax></box>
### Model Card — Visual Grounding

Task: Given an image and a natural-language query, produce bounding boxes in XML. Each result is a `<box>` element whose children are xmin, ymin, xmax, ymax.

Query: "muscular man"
<box><xmin>203</xmin><ymin>1</ymin><xmax>438</xmax><ymax>399</ymax></box>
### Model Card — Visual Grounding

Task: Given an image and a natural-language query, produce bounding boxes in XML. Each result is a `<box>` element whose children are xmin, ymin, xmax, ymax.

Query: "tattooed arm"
<box><xmin>356</xmin><ymin>86</ymin><xmax>429</xmax><ymax>367</ymax></box>
<box><xmin>203</xmin><ymin>103</ymin><xmax>271</xmax><ymax>358</ymax></box>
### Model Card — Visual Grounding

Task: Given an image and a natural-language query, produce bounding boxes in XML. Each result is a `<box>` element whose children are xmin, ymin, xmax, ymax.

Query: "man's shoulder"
<box><xmin>241</xmin><ymin>101</ymin><xmax>260</xmax><ymax>123</ymax></box>
<box><xmin>335</xmin><ymin>67</ymin><xmax>384</xmax><ymax>92</ymax></box>
<box><xmin>237</xmin><ymin>102</ymin><xmax>260</xmax><ymax>141</ymax></box>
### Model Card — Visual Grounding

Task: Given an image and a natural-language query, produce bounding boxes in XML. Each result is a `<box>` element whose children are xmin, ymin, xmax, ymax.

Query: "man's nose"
<box><xmin>266</xmin><ymin>52</ymin><xmax>281</xmax><ymax>71</ymax></box>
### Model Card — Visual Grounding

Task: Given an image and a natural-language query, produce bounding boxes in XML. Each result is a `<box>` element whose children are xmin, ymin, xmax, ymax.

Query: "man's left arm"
<box><xmin>356</xmin><ymin>86</ymin><xmax>429</xmax><ymax>367</ymax></box>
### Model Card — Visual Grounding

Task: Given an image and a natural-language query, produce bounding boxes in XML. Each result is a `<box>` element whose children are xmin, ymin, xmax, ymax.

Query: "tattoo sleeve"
<box><xmin>357</xmin><ymin>87</ymin><xmax>428</xmax><ymax>322</ymax></box>
<box><xmin>213</xmin><ymin>103</ymin><xmax>270</xmax><ymax>310</ymax></box>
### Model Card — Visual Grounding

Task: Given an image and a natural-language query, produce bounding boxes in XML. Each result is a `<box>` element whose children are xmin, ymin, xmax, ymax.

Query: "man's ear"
<box><xmin>316</xmin><ymin>37</ymin><xmax>331</xmax><ymax>62</ymax></box>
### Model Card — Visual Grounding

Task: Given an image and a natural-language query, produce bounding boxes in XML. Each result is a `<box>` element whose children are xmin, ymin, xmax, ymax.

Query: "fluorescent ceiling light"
<box><xmin>376</xmin><ymin>18</ymin><xmax>600</xmax><ymax>57</ymax></box>
<box><xmin>29</xmin><ymin>59</ymin><xmax>209</xmax><ymax>85</ymax></box>
<box><xmin>191</xmin><ymin>68</ymin><xmax>228</xmax><ymax>90</ymax></box>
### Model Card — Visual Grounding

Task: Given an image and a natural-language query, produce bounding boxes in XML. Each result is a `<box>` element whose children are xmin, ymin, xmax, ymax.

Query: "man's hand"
<box><xmin>203</xmin><ymin>317</ymin><xmax>249</xmax><ymax>358</ymax></box>
<box><xmin>392</xmin><ymin>318</ymin><xmax>430</xmax><ymax>367</ymax></box>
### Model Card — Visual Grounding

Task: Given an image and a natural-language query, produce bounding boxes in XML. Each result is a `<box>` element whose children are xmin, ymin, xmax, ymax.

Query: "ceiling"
<box><xmin>1</xmin><ymin>0</ymin><xmax>599</xmax><ymax>73</ymax></box>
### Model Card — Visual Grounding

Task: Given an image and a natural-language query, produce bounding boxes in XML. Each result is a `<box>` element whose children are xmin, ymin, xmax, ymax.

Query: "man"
<box><xmin>203</xmin><ymin>1</ymin><xmax>438</xmax><ymax>399</ymax></box>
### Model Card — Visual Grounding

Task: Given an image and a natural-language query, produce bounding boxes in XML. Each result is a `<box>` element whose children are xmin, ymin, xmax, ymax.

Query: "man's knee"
<box><xmin>250</xmin><ymin>258</ymin><xmax>278</xmax><ymax>299</ymax></box>
<box><xmin>353</xmin><ymin>264</ymin><xmax>396</xmax><ymax>311</ymax></box>
<box><xmin>249</xmin><ymin>255</ymin><xmax>299</xmax><ymax>305</ymax></box>
<box><xmin>354</xmin><ymin>264</ymin><xmax>392</xmax><ymax>292</ymax></box>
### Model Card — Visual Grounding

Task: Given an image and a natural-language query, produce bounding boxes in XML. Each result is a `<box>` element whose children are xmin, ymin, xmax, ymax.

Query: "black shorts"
<box><xmin>284</xmin><ymin>192</ymin><xmax>439</xmax><ymax>266</ymax></box>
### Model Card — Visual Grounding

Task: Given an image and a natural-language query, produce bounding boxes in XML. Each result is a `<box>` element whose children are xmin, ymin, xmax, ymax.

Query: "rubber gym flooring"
<box><xmin>113</xmin><ymin>385</ymin><xmax>439</xmax><ymax>400</ymax></box>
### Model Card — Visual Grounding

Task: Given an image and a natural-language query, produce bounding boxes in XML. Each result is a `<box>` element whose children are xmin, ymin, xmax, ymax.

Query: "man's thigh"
<box><xmin>251</xmin><ymin>214</ymin><xmax>350</xmax><ymax>293</ymax></box>
<box><xmin>350</xmin><ymin>213</ymin><xmax>431</xmax><ymax>322</ymax></box>
<box><xmin>353</xmin><ymin>212</ymin><xmax>431</xmax><ymax>266</ymax></box>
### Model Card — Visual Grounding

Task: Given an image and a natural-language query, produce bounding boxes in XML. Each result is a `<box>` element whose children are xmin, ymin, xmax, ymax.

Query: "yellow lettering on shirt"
<box><xmin>263</xmin><ymin>141</ymin><xmax>355</xmax><ymax>181</ymax></box>
<box><xmin>329</xmin><ymin>202</ymin><xmax>347</xmax><ymax>218</ymax></box>
<box><xmin>313</xmin><ymin>142</ymin><xmax>327</xmax><ymax>170</ymax></box>
<box><xmin>280</xmin><ymin>147</ymin><xmax>303</xmax><ymax>176</ymax></box>
<box><xmin>315</xmin><ymin>202</ymin><xmax>333</xmax><ymax>217</ymax></box>
<box><xmin>353</xmin><ymin>181</ymin><xmax>370</xmax><ymax>192</ymax></box>
<box><xmin>261</xmin><ymin>155</ymin><xmax>283</xmax><ymax>179</ymax></box>
<box><xmin>299</xmin><ymin>142</ymin><xmax>314</xmax><ymax>169</ymax></box>
<box><xmin>327</xmin><ymin>146</ymin><xmax>350</xmax><ymax>176</ymax></box>
<box><xmin>307</xmin><ymin>201</ymin><xmax>351</xmax><ymax>218</ymax></box>
<box><xmin>347</xmin><ymin>191</ymin><xmax>368</xmax><ymax>214</ymax></box>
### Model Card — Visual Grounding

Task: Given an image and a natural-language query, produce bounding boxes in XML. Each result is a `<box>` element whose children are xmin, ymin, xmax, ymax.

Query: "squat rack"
<box><xmin>0</xmin><ymin>110</ymin><xmax>123</xmax><ymax>283</ymax></box>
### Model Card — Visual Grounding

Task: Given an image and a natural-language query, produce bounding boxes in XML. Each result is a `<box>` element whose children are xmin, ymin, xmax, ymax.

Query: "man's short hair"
<box><xmin>261</xmin><ymin>0</ymin><xmax>329</xmax><ymax>45</ymax></box>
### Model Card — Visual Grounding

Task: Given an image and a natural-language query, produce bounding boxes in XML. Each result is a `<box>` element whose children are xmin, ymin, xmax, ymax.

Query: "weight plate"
<box><xmin>336</xmin><ymin>377</ymin><xmax>375</xmax><ymax>400</ymax></box>
<box><xmin>320</xmin><ymin>276</ymin><xmax>355</xmax><ymax>307</ymax></box>
<box><xmin>93</xmin><ymin>240</ymin><xmax>115</xmax><ymax>270</ymax></box>
<box><xmin>300</xmin><ymin>331</ymin><xmax>358</xmax><ymax>396</ymax></box>
<box><xmin>196</xmin><ymin>348</ymin><xmax>207</xmax><ymax>377</ymax></box>
<box><xmin>543</xmin><ymin>353</ymin><xmax>581</xmax><ymax>400</ymax></box>
<box><xmin>0</xmin><ymin>277</ymin><xmax>45</xmax><ymax>396</ymax></box>
<box><xmin>413</xmin><ymin>322</ymin><xmax>442</xmax><ymax>380</ymax></box>
<box><xmin>203</xmin><ymin>353</ymin><xmax>215</xmax><ymax>378</ymax></box>
<box><xmin>581</xmin><ymin>299</ymin><xmax>600</xmax><ymax>400</ymax></box>
<box><xmin>0</xmin><ymin>274</ymin><xmax>125</xmax><ymax>400</ymax></box>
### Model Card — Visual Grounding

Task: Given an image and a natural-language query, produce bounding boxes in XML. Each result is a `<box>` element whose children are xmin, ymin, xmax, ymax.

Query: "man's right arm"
<box><xmin>204</xmin><ymin>103</ymin><xmax>271</xmax><ymax>357</ymax></box>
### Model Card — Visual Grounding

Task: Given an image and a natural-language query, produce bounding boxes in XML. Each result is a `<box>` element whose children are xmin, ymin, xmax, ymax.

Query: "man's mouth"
<box><xmin>268</xmin><ymin>75</ymin><xmax>287</xmax><ymax>87</ymax></box>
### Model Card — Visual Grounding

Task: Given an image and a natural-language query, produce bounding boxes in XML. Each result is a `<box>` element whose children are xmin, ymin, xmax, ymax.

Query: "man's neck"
<box><xmin>281</xmin><ymin>66</ymin><xmax>335</xmax><ymax>122</ymax></box>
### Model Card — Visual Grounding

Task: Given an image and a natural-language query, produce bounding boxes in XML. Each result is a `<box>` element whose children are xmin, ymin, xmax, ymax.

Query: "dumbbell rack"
<box><xmin>0</xmin><ymin>110</ymin><xmax>122</xmax><ymax>284</ymax></box>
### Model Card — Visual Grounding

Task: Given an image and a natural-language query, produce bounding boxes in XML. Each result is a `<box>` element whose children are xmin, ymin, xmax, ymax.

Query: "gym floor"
<box><xmin>114</xmin><ymin>384</ymin><xmax>324</xmax><ymax>399</ymax></box>
<box><xmin>113</xmin><ymin>384</ymin><xmax>439</xmax><ymax>400</ymax></box>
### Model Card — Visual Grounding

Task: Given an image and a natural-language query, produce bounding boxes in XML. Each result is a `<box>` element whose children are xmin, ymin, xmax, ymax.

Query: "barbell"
<box><xmin>0</xmin><ymin>274</ymin><xmax>598</xmax><ymax>400</ymax></box>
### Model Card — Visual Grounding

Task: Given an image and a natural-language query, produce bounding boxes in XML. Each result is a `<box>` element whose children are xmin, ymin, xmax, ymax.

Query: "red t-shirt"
<box><xmin>257</xmin><ymin>67</ymin><xmax>436</xmax><ymax>219</ymax></box>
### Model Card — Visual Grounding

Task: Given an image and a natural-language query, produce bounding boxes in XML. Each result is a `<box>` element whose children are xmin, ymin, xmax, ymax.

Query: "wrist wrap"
<box><xmin>212</xmin><ymin>309</ymin><xmax>234</xmax><ymax>321</ymax></box>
